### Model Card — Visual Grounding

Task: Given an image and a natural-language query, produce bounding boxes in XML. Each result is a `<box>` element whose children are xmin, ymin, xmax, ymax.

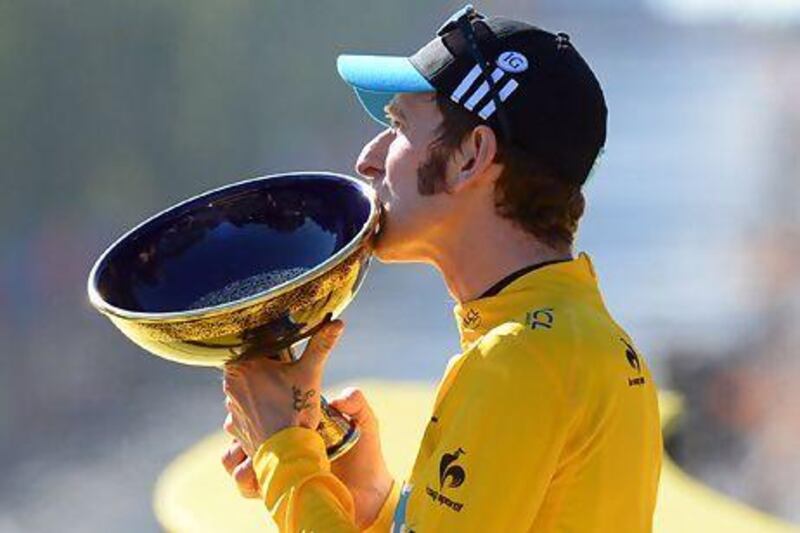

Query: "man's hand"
<box><xmin>222</xmin><ymin>319</ymin><xmax>345</xmax><ymax>457</ymax></box>
<box><xmin>219</xmin><ymin>387</ymin><xmax>395</xmax><ymax>529</ymax></box>
<box><xmin>329</xmin><ymin>387</ymin><xmax>395</xmax><ymax>529</ymax></box>
<box><xmin>220</xmin><ymin>439</ymin><xmax>260</xmax><ymax>499</ymax></box>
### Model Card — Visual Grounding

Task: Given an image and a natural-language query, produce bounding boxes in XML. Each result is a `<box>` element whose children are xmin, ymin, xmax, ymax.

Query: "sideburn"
<box><xmin>416</xmin><ymin>144</ymin><xmax>451</xmax><ymax>196</ymax></box>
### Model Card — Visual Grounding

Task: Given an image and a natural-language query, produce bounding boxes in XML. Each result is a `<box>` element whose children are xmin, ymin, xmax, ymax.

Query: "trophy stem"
<box><xmin>272</xmin><ymin>346</ymin><xmax>360</xmax><ymax>461</ymax></box>
<box><xmin>319</xmin><ymin>397</ymin><xmax>361</xmax><ymax>460</ymax></box>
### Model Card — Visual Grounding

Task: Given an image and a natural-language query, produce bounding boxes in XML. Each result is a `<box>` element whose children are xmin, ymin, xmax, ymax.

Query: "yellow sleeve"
<box><xmin>402</xmin><ymin>328</ymin><xmax>577</xmax><ymax>531</ymax></box>
<box><xmin>251</xmin><ymin>426</ymin><xmax>402</xmax><ymax>532</ymax></box>
<box><xmin>252</xmin><ymin>426</ymin><xmax>359</xmax><ymax>532</ymax></box>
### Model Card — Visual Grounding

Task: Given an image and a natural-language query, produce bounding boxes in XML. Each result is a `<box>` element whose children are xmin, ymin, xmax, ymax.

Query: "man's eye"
<box><xmin>388</xmin><ymin>119</ymin><xmax>402</xmax><ymax>131</ymax></box>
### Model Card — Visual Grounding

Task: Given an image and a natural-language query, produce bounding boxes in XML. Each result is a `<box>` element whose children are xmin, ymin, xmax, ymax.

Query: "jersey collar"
<box><xmin>452</xmin><ymin>251</ymin><xmax>601</xmax><ymax>351</ymax></box>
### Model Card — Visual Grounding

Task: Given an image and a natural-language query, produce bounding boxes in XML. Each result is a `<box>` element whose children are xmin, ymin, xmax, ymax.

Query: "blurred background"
<box><xmin>1</xmin><ymin>0</ymin><xmax>798</xmax><ymax>531</ymax></box>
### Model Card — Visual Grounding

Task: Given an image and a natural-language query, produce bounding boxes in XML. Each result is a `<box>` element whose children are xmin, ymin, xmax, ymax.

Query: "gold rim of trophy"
<box><xmin>86</xmin><ymin>171</ymin><xmax>380</xmax><ymax>323</ymax></box>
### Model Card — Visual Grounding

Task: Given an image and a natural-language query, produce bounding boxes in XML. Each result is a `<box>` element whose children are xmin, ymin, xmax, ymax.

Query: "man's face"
<box><xmin>354</xmin><ymin>92</ymin><xmax>453</xmax><ymax>263</ymax></box>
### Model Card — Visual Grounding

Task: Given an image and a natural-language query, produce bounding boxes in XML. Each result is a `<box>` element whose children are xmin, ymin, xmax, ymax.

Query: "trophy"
<box><xmin>87</xmin><ymin>171</ymin><xmax>381</xmax><ymax>459</ymax></box>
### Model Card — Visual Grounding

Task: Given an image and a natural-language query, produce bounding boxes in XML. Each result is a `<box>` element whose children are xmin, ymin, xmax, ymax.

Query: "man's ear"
<box><xmin>449</xmin><ymin>124</ymin><xmax>498</xmax><ymax>192</ymax></box>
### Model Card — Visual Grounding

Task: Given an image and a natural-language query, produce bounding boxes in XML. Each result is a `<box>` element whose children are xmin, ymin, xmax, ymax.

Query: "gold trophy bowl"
<box><xmin>86</xmin><ymin>171</ymin><xmax>381</xmax><ymax>459</ymax></box>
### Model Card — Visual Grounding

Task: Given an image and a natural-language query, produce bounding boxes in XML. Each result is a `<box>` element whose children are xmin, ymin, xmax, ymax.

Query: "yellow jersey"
<box><xmin>252</xmin><ymin>251</ymin><xmax>663</xmax><ymax>532</ymax></box>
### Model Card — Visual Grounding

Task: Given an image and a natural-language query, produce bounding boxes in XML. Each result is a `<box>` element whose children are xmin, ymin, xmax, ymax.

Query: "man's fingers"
<box><xmin>233</xmin><ymin>457</ymin><xmax>260</xmax><ymax>499</ymax></box>
<box><xmin>300</xmin><ymin>320</ymin><xmax>345</xmax><ymax>369</ymax></box>
<box><xmin>221</xmin><ymin>440</ymin><xmax>247</xmax><ymax>474</ymax></box>
<box><xmin>221</xmin><ymin>434</ymin><xmax>260</xmax><ymax>499</ymax></box>
<box><xmin>224</xmin><ymin>395</ymin><xmax>235</xmax><ymax>412</ymax></box>
<box><xmin>223</xmin><ymin>412</ymin><xmax>237</xmax><ymax>438</ymax></box>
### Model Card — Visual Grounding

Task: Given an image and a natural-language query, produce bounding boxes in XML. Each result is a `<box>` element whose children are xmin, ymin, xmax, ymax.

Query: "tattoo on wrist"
<box><xmin>292</xmin><ymin>385</ymin><xmax>315</xmax><ymax>412</ymax></box>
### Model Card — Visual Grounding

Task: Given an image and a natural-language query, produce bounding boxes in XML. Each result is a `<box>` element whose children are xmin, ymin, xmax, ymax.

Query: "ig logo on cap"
<box><xmin>496</xmin><ymin>51</ymin><xmax>528</xmax><ymax>73</ymax></box>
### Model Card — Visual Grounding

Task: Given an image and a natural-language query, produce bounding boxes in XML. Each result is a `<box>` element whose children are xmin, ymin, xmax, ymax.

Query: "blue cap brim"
<box><xmin>337</xmin><ymin>55</ymin><xmax>435</xmax><ymax>127</ymax></box>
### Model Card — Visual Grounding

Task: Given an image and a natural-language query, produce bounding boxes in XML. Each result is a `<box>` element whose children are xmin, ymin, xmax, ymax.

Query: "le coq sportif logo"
<box><xmin>439</xmin><ymin>447</ymin><xmax>467</xmax><ymax>490</ymax></box>
<box><xmin>426</xmin><ymin>448</ymin><xmax>467</xmax><ymax>512</ymax></box>
<box><xmin>620</xmin><ymin>337</ymin><xmax>646</xmax><ymax>387</ymax></box>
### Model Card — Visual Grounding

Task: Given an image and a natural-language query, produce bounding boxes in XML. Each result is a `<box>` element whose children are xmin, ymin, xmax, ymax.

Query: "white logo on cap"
<box><xmin>496</xmin><ymin>51</ymin><xmax>528</xmax><ymax>73</ymax></box>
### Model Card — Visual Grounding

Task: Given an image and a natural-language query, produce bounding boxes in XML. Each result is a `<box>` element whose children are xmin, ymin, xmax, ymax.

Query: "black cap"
<box><xmin>337</xmin><ymin>5</ymin><xmax>607</xmax><ymax>186</ymax></box>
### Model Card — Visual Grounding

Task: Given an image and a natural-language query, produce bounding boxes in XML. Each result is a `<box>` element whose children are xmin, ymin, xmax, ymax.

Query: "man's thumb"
<box><xmin>329</xmin><ymin>387</ymin><xmax>373</xmax><ymax>426</ymax></box>
<box><xmin>301</xmin><ymin>319</ymin><xmax>345</xmax><ymax>368</ymax></box>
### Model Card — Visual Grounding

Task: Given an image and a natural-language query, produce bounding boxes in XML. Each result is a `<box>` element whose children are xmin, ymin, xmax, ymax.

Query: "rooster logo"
<box><xmin>439</xmin><ymin>448</ymin><xmax>467</xmax><ymax>490</ymax></box>
<box><xmin>620</xmin><ymin>337</ymin><xmax>641</xmax><ymax>373</ymax></box>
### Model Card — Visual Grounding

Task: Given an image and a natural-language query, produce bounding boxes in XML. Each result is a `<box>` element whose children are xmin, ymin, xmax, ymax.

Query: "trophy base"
<box><xmin>317</xmin><ymin>395</ymin><xmax>360</xmax><ymax>460</ymax></box>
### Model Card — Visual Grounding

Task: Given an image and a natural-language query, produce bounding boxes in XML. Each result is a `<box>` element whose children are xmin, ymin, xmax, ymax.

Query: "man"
<box><xmin>221</xmin><ymin>5</ymin><xmax>662</xmax><ymax>531</ymax></box>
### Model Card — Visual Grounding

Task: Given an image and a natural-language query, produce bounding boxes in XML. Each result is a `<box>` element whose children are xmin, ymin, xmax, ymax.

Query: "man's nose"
<box><xmin>355</xmin><ymin>129</ymin><xmax>393</xmax><ymax>183</ymax></box>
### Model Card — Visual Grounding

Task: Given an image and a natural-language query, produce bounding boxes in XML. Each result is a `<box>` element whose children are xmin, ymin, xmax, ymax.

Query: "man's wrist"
<box><xmin>362</xmin><ymin>476</ymin><xmax>399</xmax><ymax>531</ymax></box>
<box><xmin>358</xmin><ymin>472</ymin><xmax>395</xmax><ymax>529</ymax></box>
<box><xmin>250</xmin><ymin>405</ymin><xmax>321</xmax><ymax>453</ymax></box>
